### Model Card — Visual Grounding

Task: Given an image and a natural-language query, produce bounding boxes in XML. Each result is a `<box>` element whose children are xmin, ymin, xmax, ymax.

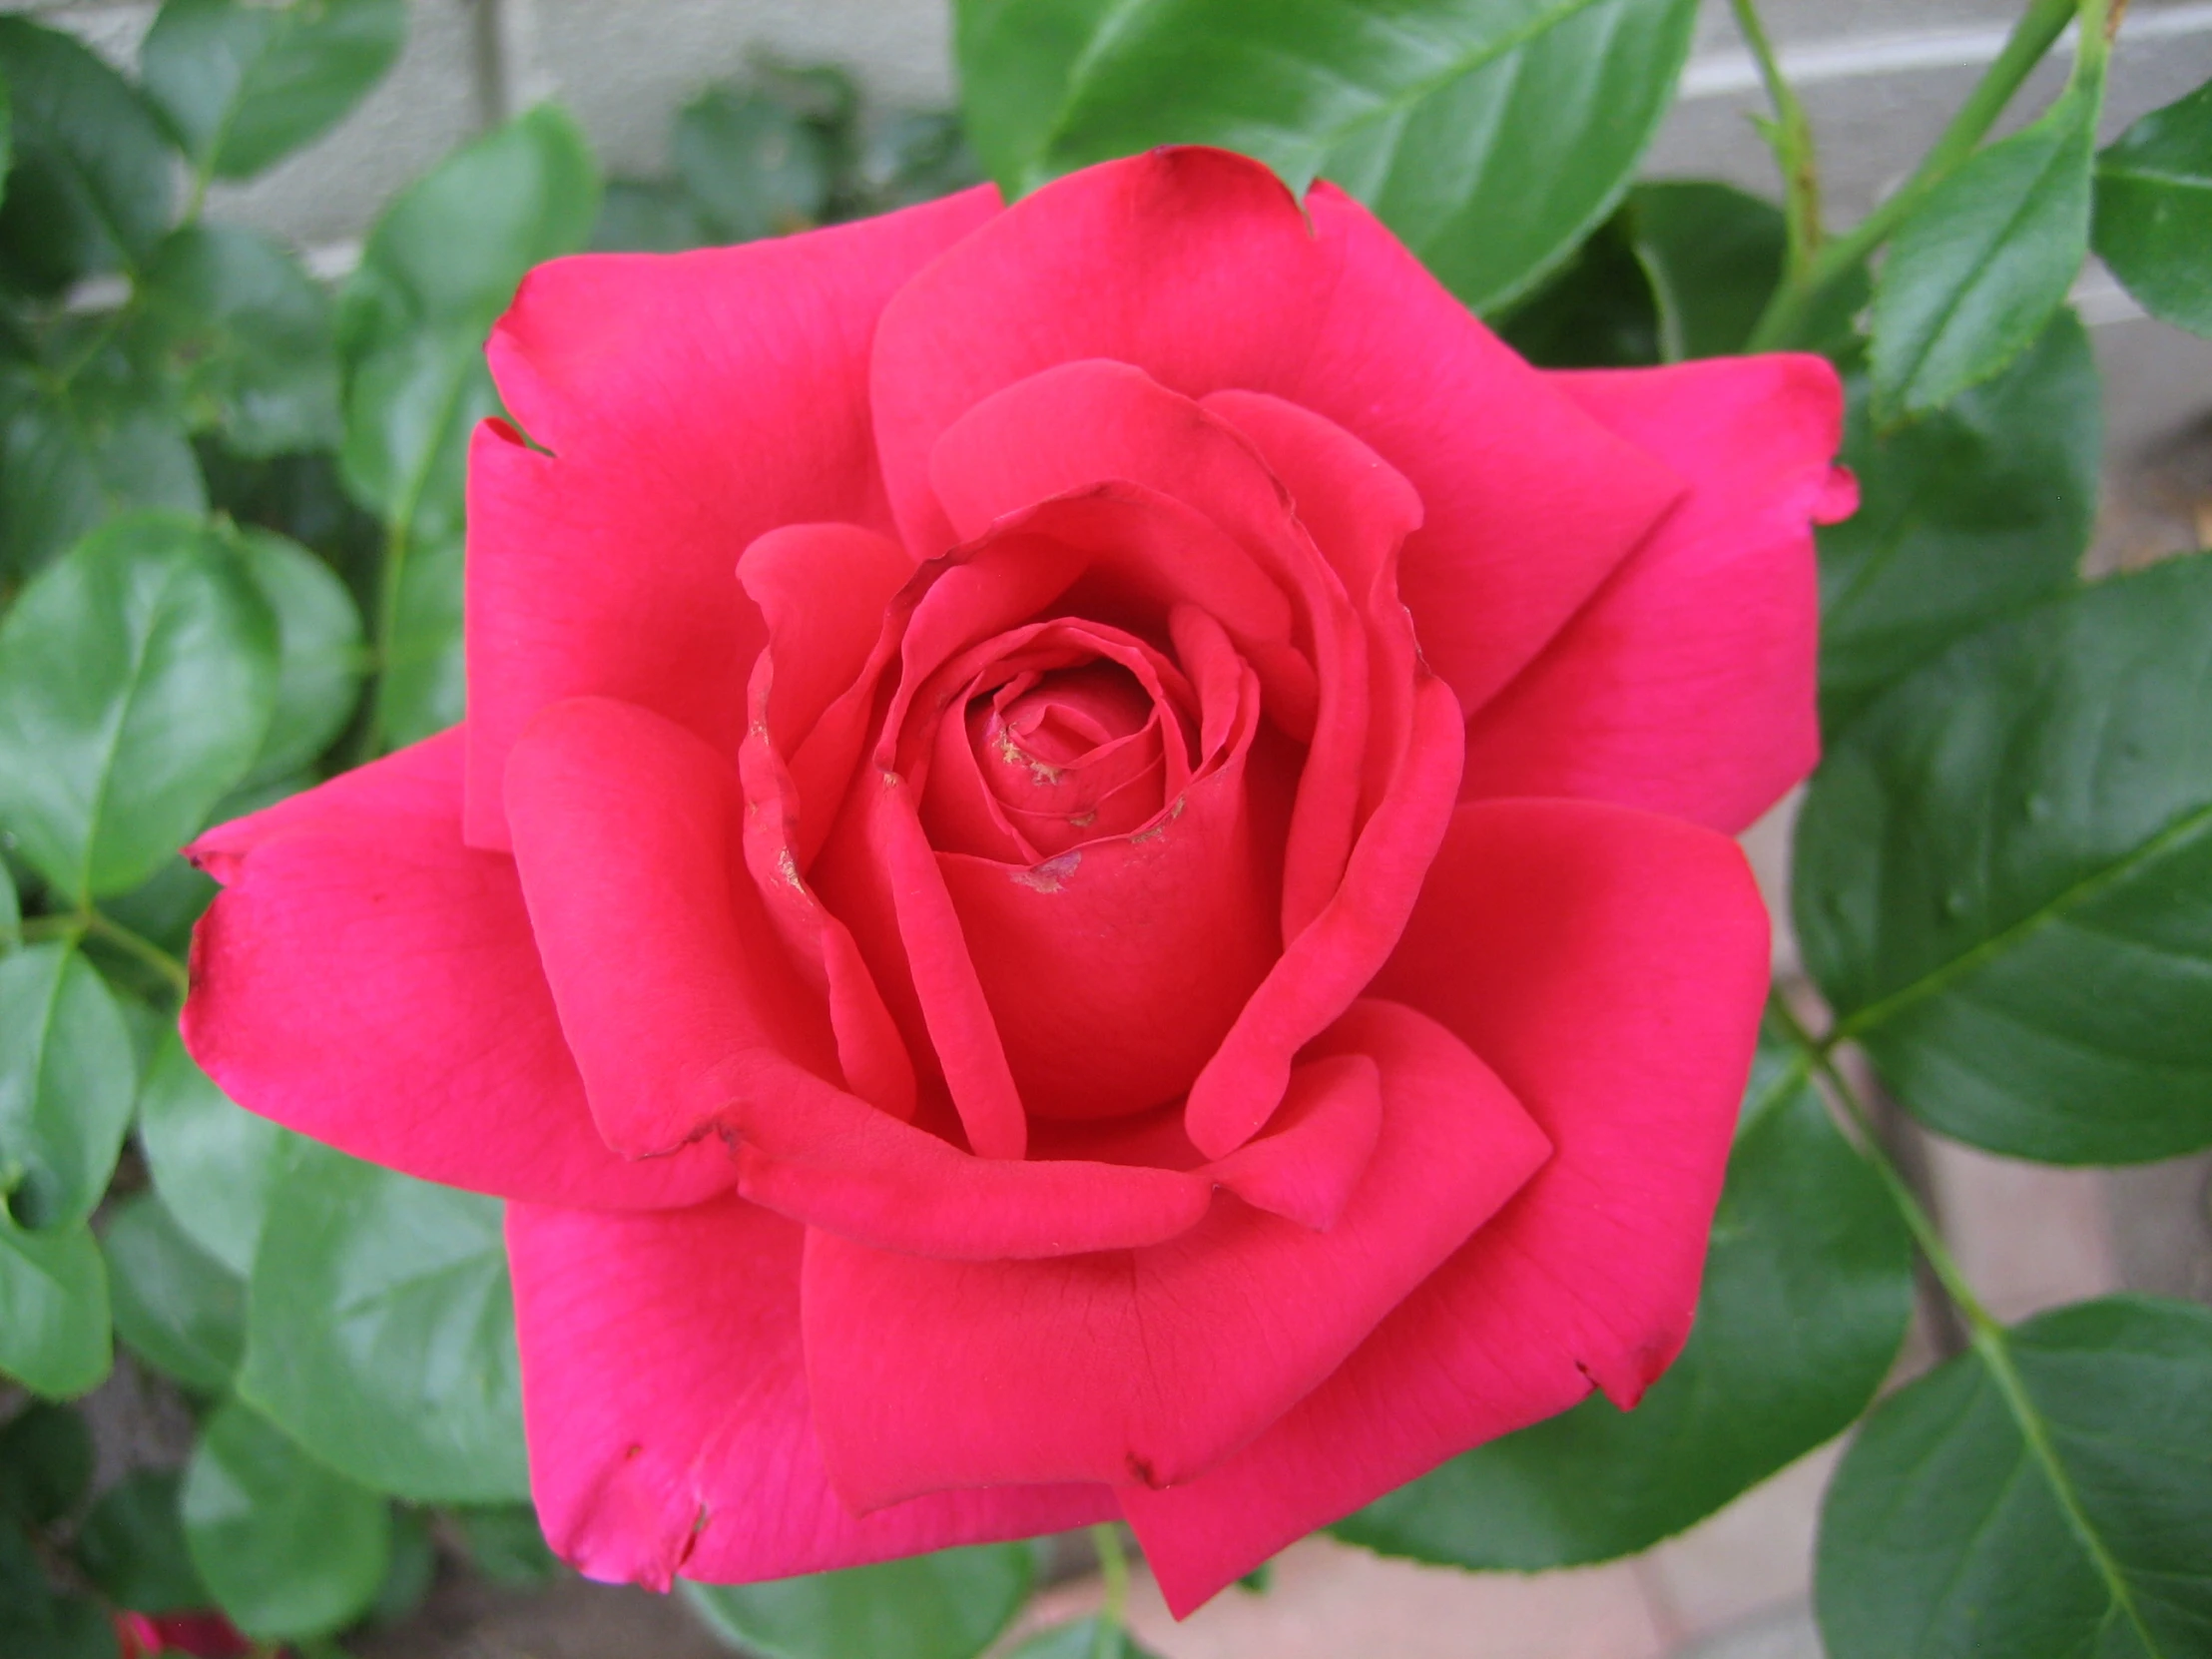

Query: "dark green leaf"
<box><xmin>240</xmin><ymin>1138</ymin><xmax>529</xmax><ymax>1504</ymax></box>
<box><xmin>0</xmin><ymin>67</ymin><xmax>13</xmax><ymax>214</ymax></box>
<box><xmin>181</xmin><ymin>1400</ymin><xmax>391</xmax><ymax>1640</ymax></box>
<box><xmin>674</xmin><ymin>87</ymin><xmax>835</xmax><ymax>241</ymax></box>
<box><xmin>1336</xmin><ymin>1020</ymin><xmax>1911</xmax><ymax>1567</ymax></box>
<box><xmin>2093</xmin><ymin>77</ymin><xmax>2212</xmax><ymax>337</ymax></box>
<box><xmin>958</xmin><ymin>0</ymin><xmax>1699</xmax><ymax>312</ymax></box>
<box><xmin>1495</xmin><ymin>212</ymin><xmax>1658</xmax><ymax>369</ymax></box>
<box><xmin>75</xmin><ymin>1469</ymin><xmax>210</xmax><ymax>1614</ymax></box>
<box><xmin>138</xmin><ymin>1028</ymin><xmax>287</xmax><ymax>1279</ymax></box>
<box><xmin>1818</xmin><ymin>308</ymin><xmax>2099</xmax><ymax>733</ymax></box>
<box><xmin>369</xmin><ymin>1505</ymin><xmax>436</xmax><ymax>1625</ymax></box>
<box><xmin>0</xmin><ymin>18</ymin><xmax>176</xmax><ymax>292</ymax></box>
<box><xmin>1817</xmin><ymin>1296</ymin><xmax>2212</xmax><ymax>1659</ymax></box>
<box><xmin>1625</xmin><ymin>180</ymin><xmax>1867</xmax><ymax>360</ymax></box>
<box><xmin>0</xmin><ymin>1215</ymin><xmax>110</xmax><ymax>1396</ymax></box>
<box><xmin>0</xmin><ymin>943</ymin><xmax>136</xmax><ymax>1230</ymax></box>
<box><xmin>140</xmin><ymin>0</ymin><xmax>406</xmax><ymax>181</ymax></box>
<box><xmin>133</xmin><ymin>223</ymin><xmax>341</xmax><ymax>456</ymax></box>
<box><xmin>0</xmin><ymin>1400</ymin><xmax>93</xmax><ymax>1525</ymax></box>
<box><xmin>454</xmin><ymin>1502</ymin><xmax>559</xmax><ymax>1585</ymax></box>
<box><xmin>102</xmin><ymin>1190</ymin><xmax>245</xmax><ymax>1393</ymax></box>
<box><xmin>233</xmin><ymin>526</ymin><xmax>363</xmax><ymax>779</ymax></box>
<box><xmin>1799</xmin><ymin>555</ymin><xmax>2212</xmax><ymax>1164</ymax></box>
<box><xmin>0</xmin><ymin>511</ymin><xmax>278</xmax><ymax>900</ymax></box>
<box><xmin>370</xmin><ymin>509</ymin><xmax>468</xmax><ymax>751</ymax></box>
<box><xmin>1871</xmin><ymin>80</ymin><xmax>2098</xmax><ymax>420</ymax></box>
<box><xmin>1004</xmin><ymin>1620</ymin><xmax>1166</xmax><ymax>1659</ymax></box>
<box><xmin>682</xmin><ymin>1543</ymin><xmax>1036</xmax><ymax>1659</ymax></box>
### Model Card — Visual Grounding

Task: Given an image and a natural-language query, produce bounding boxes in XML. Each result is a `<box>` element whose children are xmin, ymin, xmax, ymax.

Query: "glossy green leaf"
<box><xmin>1005</xmin><ymin>1620</ymin><xmax>1167</xmax><ymax>1659</ymax></box>
<box><xmin>682</xmin><ymin>1543</ymin><xmax>1036</xmax><ymax>1659</ymax></box>
<box><xmin>140</xmin><ymin>0</ymin><xmax>406</xmax><ymax>181</ymax></box>
<box><xmin>0</xmin><ymin>943</ymin><xmax>136</xmax><ymax>1231</ymax></box>
<box><xmin>0</xmin><ymin>1400</ymin><xmax>93</xmax><ymax>1525</ymax></box>
<box><xmin>0</xmin><ymin>511</ymin><xmax>278</xmax><ymax>900</ymax></box>
<box><xmin>138</xmin><ymin>1028</ymin><xmax>288</xmax><ymax>1278</ymax></box>
<box><xmin>0</xmin><ymin>1216</ymin><xmax>110</xmax><ymax>1396</ymax></box>
<box><xmin>956</xmin><ymin>0</ymin><xmax>1699</xmax><ymax>311</ymax></box>
<box><xmin>233</xmin><ymin>526</ymin><xmax>364</xmax><ymax>779</ymax></box>
<box><xmin>183</xmin><ymin>1401</ymin><xmax>391</xmax><ymax>1640</ymax></box>
<box><xmin>103</xmin><ymin>1191</ymin><xmax>246</xmax><ymax>1393</ymax></box>
<box><xmin>75</xmin><ymin>1469</ymin><xmax>210</xmax><ymax>1614</ymax></box>
<box><xmin>674</xmin><ymin>86</ymin><xmax>836</xmax><ymax>241</ymax></box>
<box><xmin>133</xmin><ymin>223</ymin><xmax>342</xmax><ymax>456</ymax></box>
<box><xmin>1799</xmin><ymin>555</ymin><xmax>2212</xmax><ymax>1164</ymax></box>
<box><xmin>0</xmin><ymin>18</ymin><xmax>177</xmax><ymax>292</ymax></box>
<box><xmin>1818</xmin><ymin>308</ymin><xmax>2099</xmax><ymax>733</ymax></box>
<box><xmin>240</xmin><ymin>1139</ymin><xmax>529</xmax><ymax>1504</ymax></box>
<box><xmin>1871</xmin><ymin>79</ymin><xmax>2098</xmax><ymax>420</ymax></box>
<box><xmin>2093</xmin><ymin>76</ymin><xmax>2212</xmax><ymax>337</ymax></box>
<box><xmin>1337</xmin><ymin>1020</ymin><xmax>1911</xmax><ymax>1568</ymax></box>
<box><xmin>1818</xmin><ymin>1296</ymin><xmax>2212</xmax><ymax>1659</ymax></box>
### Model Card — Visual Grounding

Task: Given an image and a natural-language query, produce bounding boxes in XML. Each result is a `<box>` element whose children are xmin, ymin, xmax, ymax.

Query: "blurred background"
<box><xmin>5</xmin><ymin>1</ymin><xmax>2209</xmax><ymax>1656</ymax></box>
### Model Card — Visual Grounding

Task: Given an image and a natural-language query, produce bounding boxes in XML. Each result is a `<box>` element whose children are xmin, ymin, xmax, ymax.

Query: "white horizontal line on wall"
<box><xmin>1682</xmin><ymin>1</ymin><xmax>2212</xmax><ymax>99</ymax></box>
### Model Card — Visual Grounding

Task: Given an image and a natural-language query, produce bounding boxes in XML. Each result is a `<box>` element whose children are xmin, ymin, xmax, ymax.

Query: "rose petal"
<box><xmin>506</xmin><ymin>1196</ymin><xmax>1112</xmax><ymax>1589</ymax></box>
<box><xmin>182</xmin><ymin>732</ymin><xmax>731</xmax><ymax>1211</ymax></box>
<box><xmin>738</xmin><ymin>522</ymin><xmax>915</xmax><ymax>756</ymax></box>
<box><xmin>1120</xmin><ymin>798</ymin><xmax>1770</xmax><ymax>1613</ymax></box>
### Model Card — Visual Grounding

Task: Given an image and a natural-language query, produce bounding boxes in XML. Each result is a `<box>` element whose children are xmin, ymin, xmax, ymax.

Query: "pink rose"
<box><xmin>183</xmin><ymin>150</ymin><xmax>1852</xmax><ymax>1612</ymax></box>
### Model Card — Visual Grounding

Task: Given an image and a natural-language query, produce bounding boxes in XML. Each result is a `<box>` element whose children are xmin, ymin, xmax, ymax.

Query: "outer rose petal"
<box><xmin>801</xmin><ymin>1003</ymin><xmax>1548</xmax><ymax>1508</ymax></box>
<box><xmin>869</xmin><ymin>148</ymin><xmax>1681</xmax><ymax>715</ymax></box>
<box><xmin>505</xmin><ymin>1197</ymin><xmax>1113</xmax><ymax>1588</ymax></box>
<box><xmin>1119</xmin><ymin>799</ymin><xmax>1771</xmax><ymax>1613</ymax></box>
<box><xmin>181</xmin><ymin>732</ymin><xmax>732</xmax><ymax>1211</ymax></box>
<box><xmin>1459</xmin><ymin>355</ymin><xmax>1851</xmax><ymax>832</ymax></box>
<box><xmin>463</xmin><ymin>186</ymin><xmax>1000</xmax><ymax>849</ymax></box>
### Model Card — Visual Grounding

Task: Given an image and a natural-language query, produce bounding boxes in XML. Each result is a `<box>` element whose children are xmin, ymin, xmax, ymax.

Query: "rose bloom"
<box><xmin>184</xmin><ymin>150</ymin><xmax>1853</xmax><ymax>1612</ymax></box>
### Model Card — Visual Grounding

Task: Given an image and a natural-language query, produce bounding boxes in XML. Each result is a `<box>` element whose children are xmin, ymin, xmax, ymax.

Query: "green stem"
<box><xmin>350</xmin><ymin>518</ymin><xmax>410</xmax><ymax>764</ymax></box>
<box><xmin>82</xmin><ymin>909</ymin><xmax>191</xmax><ymax>997</ymax></box>
<box><xmin>1090</xmin><ymin>1523</ymin><xmax>1131</xmax><ymax>1659</ymax></box>
<box><xmin>14</xmin><ymin>913</ymin><xmax>89</xmax><ymax>946</ymax></box>
<box><xmin>1729</xmin><ymin>0</ymin><xmax>1823</xmax><ymax>276</ymax></box>
<box><xmin>1746</xmin><ymin>0</ymin><xmax>2079</xmax><ymax>350</ymax></box>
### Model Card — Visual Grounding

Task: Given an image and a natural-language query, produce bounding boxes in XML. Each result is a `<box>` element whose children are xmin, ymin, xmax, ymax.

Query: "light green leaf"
<box><xmin>2093</xmin><ymin>76</ymin><xmax>2212</xmax><ymax>337</ymax></box>
<box><xmin>103</xmin><ymin>1190</ymin><xmax>246</xmax><ymax>1393</ymax></box>
<box><xmin>138</xmin><ymin>1028</ymin><xmax>288</xmax><ymax>1278</ymax></box>
<box><xmin>683</xmin><ymin>1543</ymin><xmax>1036</xmax><ymax>1659</ymax></box>
<box><xmin>1872</xmin><ymin>78</ymin><xmax>2099</xmax><ymax>420</ymax></box>
<box><xmin>1336</xmin><ymin>1019</ymin><xmax>1911</xmax><ymax>1567</ymax></box>
<box><xmin>1799</xmin><ymin>555</ymin><xmax>2212</xmax><ymax>1164</ymax></box>
<box><xmin>1816</xmin><ymin>1296</ymin><xmax>2212</xmax><ymax>1659</ymax></box>
<box><xmin>0</xmin><ymin>943</ymin><xmax>136</xmax><ymax>1231</ymax></box>
<box><xmin>0</xmin><ymin>1216</ymin><xmax>110</xmax><ymax>1397</ymax></box>
<box><xmin>1005</xmin><ymin>1620</ymin><xmax>1167</xmax><ymax>1659</ymax></box>
<box><xmin>0</xmin><ymin>861</ymin><xmax>17</xmax><ymax>951</ymax></box>
<box><xmin>133</xmin><ymin>223</ymin><xmax>342</xmax><ymax>456</ymax></box>
<box><xmin>74</xmin><ymin>1469</ymin><xmax>210</xmax><ymax>1614</ymax></box>
<box><xmin>0</xmin><ymin>18</ymin><xmax>176</xmax><ymax>292</ymax></box>
<box><xmin>240</xmin><ymin>1138</ymin><xmax>530</xmax><ymax>1504</ymax></box>
<box><xmin>182</xmin><ymin>1400</ymin><xmax>391</xmax><ymax>1640</ymax></box>
<box><xmin>1818</xmin><ymin>307</ymin><xmax>2099</xmax><ymax>733</ymax></box>
<box><xmin>956</xmin><ymin>0</ymin><xmax>1698</xmax><ymax>312</ymax></box>
<box><xmin>140</xmin><ymin>0</ymin><xmax>406</xmax><ymax>181</ymax></box>
<box><xmin>233</xmin><ymin>525</ymin><xmax>364</xmax><ymax>779</ymax></box>
<box><xmin>0</xmin><ymin>511</ymin><xmax>278</xmax><ymax>900</ymax></box>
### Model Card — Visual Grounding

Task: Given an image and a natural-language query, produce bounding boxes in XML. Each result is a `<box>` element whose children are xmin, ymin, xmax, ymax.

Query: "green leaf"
<box><xmin>2093</xmin><ymin>77</ymin><xmax>2212</xmax><ymax>338</ymax></box>
<box><xmin>132</xmin><ymin>223</ymin><xmax>342</xmax><ymax>457</ymax></box>
<box><xmin>372</xmin><ymin>508</ymin><xmax>468</xmax><ymax>750</ymax></box>
<box><xmin>1817</xmin><ymin>1296</ymin><xmax>2212</xmax><ymax>1659</ymax></box>
<box><xmin>1624</xmin><ymin>180</ymin><xmax>1867</xmax><ymax>361</ymax></box>
<box><xmin>138</xmin><ymin>1028</ymin><xmax>288</xmax><ymax>1278</ymax></box>
<box><xmin>1005</xmin><ymin>1620</ymin><xmax>1167</xmax><ymax>1659</ymax></box>
<box><xmin>958</xmin><ymin>0</ymin><xmax>1699</xmax><ymax>312</ymax></box>
<box><xmin>1871</xmin><ymin>79</ymin><xmax>2099</xmax><ymax>420</ymax></box>
<box><xmin>0</xmin><ymin>943</ymin><xmax>136</xmax><ymax>1231</ymax></box>
<box><xmin>682</xmin><ymin>1543</ymin><xmax>1036</xmax><ymax>1659</ymax></box>
<box><xmin>0</xmin><ymin>66</ymin><xmax>13</xmax><ymax>215</ymax></box>
<box><xmin>1494</xmin><ymin>212</ymin><xmax>1659</xmax><ymax>370</ymax></box>
<box><xmin>1818</xmin><ymin>308</ymin><xmax>2099</xmax><ymax>733</ymax></box>
<box><xmin>1798</xmin><ymin>555</ymin><xmax>2212</xmax><ymax>1165</ymax></box>
<box><xmin>75</xmin><ymin>1469</ymin><xmax>210</xmax><ymax>1614</ymax></box>
<box><xmin>591</xmin><ymin>178</ymin><xmax>712</xmax><ymax>254</ymax></box>
<box><xmin>1335</xmin><ymin>1019</ymin><xmax>1911</xmax><ymax>1568</ymax></box>
<box><xmin>0</xmin><ymin>18</ymin><xmax>177</xmax><ymax>293</ymax></box>
<box><xmin>673</xmin><ymin>86</ymin><xmax>836</xmax><ymax>242</ymax></box>
<box><xmin>239</xmin><ymin>1138</ymin><xmax>530</xmax><ymax>1505</ymax></box>
<box><xmin>102</xmin><ymin>1190</ymin><xmax>246</xmax><ymax>1393</ymax></box>
<box><xmin>232</xmin><ymin>526</ymin><xmax>364</xmax><ymax>780</ymax></box>
<box><xmin>0</xmin><ymin>1216</ymin><xmax>110</xmax><ymax>1396</ymax></box>
<box><xmin>181</xmin><ymin>1400</ymin><xmax>391</xmax><ymax>1641</ymax></box>
<box><xmin>1</xmin><ymin>861</ymin><xmax>18</xmax><ymax>949</ymax></box>
<box><xmin>0</xmin><ymin>345</ymin><xmax>207</xmax><ymax>579</ymax></box>
<box><xmin>369</xmin><ymin>1505</ymin><xmax>437</xmax><ymax>1625</ymax></box>
<box><xmin>140</xmin><ymin>0</ymin><xmax>406</xmax><ymax>182</ymax></box>
<box><xmin>0</xmin><ymin>511</ymin><xmax>278</xmax><ymax>900</ymax></box>
<box><xmin>454</xmin><ymin>1502</ymin><xmax>559</xmax><ymax>1585</ymax></box>
<box><xmin>0</xmin><ymin>1400</ymin><xmax>93</xmax><ymax>1525</ymax></box>
<box><xmin>0</xmin><ymin>1529</ymin><xmax>116</xmax><ymax>1659</ymax></box>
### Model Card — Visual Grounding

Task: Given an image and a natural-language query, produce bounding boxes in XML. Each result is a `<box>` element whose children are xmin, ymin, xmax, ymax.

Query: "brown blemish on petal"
<box><xmin>1010</xmin><ymin>849</ymin><xmax>1082</xmax><ymax>892</ymax></box>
